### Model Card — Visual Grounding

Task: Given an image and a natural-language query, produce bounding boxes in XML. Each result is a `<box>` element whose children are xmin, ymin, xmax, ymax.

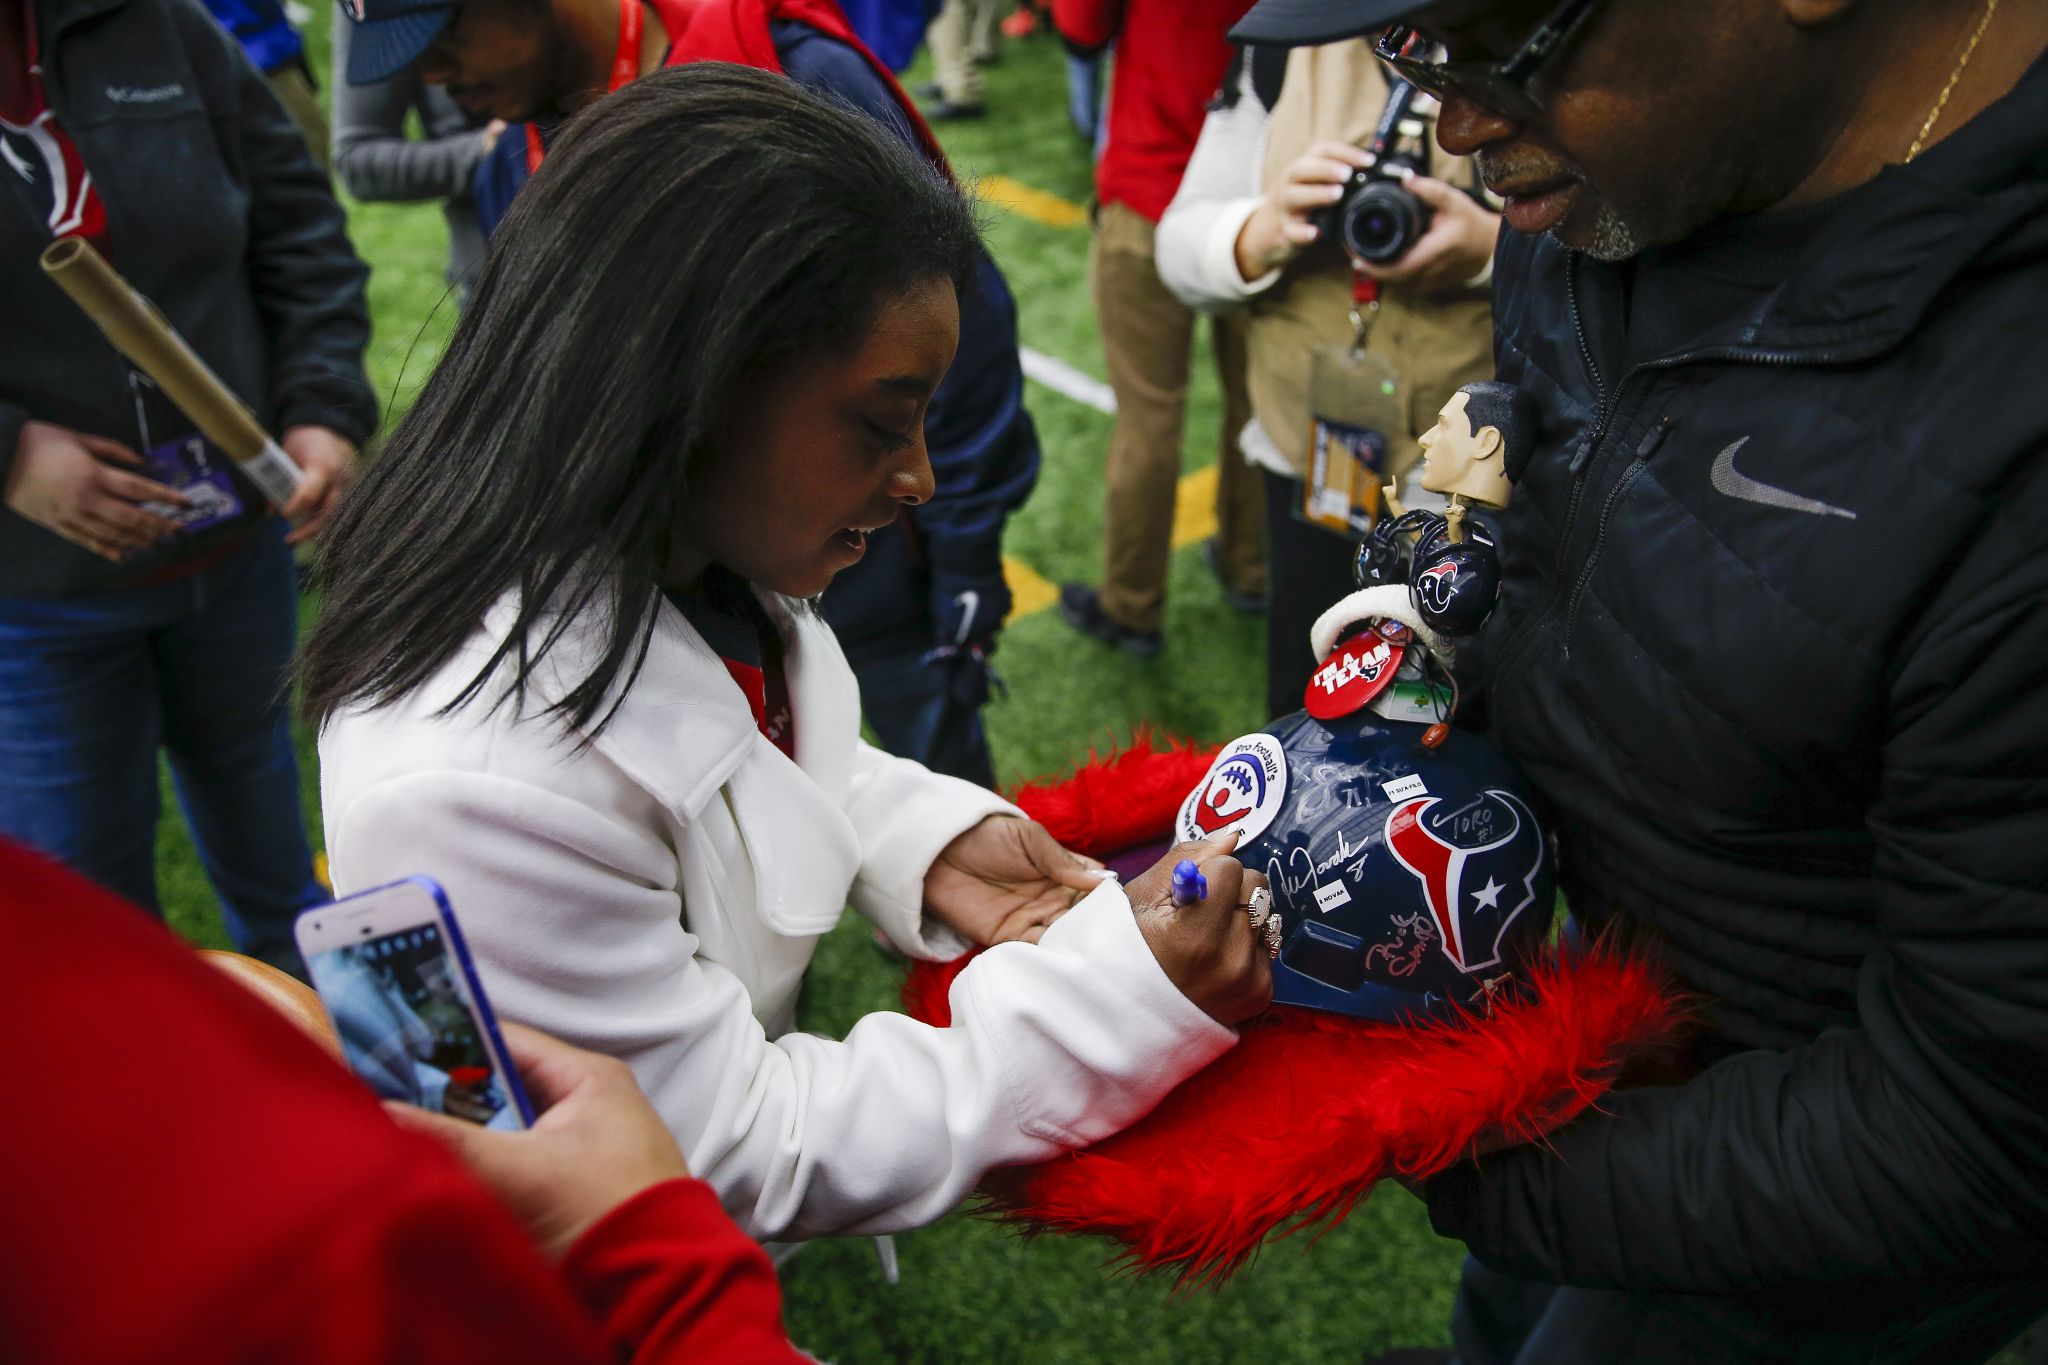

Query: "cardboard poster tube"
<box><xmin>40</xmin><ymin>236</ymin><xmax>303</xmax><ymax>509</ymax></box>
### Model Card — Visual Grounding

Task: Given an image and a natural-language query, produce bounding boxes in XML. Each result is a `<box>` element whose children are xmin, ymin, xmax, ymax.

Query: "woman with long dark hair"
<box><xmin>304</xmin><ymin>65</ymin><xmax>1270</xmax><ymax>1240</ymax></box>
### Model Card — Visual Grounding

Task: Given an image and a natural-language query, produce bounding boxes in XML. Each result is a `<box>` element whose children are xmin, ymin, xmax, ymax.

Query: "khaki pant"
<box><xmin>1092</xmin><ymin>200</ymin><xmax>1265</xmax><ymax>634</ymax></box>
<box><xmin>926</xmin><ymin>0</ymin><xmax>1002</xmax><ymax>106</ymax></box>
<box><xmin>266</xmin><ymin>64</ymin><xmax>330</xmax><ymax>173</ymax></box>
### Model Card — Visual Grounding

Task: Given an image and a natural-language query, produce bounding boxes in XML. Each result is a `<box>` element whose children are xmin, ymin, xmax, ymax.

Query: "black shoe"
<box><xmin>1059</xmin><ymin>583</ymin><xmax>1163</xmax><ymax>657</ymax></box>
<box><xmin>1202</xmin><ymin>538</ymin><xmax>1268</xmax><ymax>615</ymax></box>
<box><xmin>912</xmin><ymin>80</ymin><xmax>943</xmax><ymax>101</ymax></box>
<box><xmin>922</xmin><ymin>98</ymin><xmax>987</xmax><ymax>122</ymax></box>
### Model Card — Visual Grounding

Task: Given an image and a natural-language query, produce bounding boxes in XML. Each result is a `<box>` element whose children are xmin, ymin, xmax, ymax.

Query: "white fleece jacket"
<box><xmin>319</xmin><ymin>588</ymin><xmax>1235</xmax><ymax>1241</ymax></box>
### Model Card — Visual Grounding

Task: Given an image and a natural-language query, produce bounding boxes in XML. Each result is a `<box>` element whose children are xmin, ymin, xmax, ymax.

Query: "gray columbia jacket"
<box><xmin>0</xmin><ymin>0</ymin><xmax>373</xmax><ymax>598</ymax></box>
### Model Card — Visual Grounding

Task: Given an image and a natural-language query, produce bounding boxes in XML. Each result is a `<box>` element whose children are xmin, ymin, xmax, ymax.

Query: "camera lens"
<box><xmin>1344</xmin><ymin>181</ymin><xmax>1432</xmax><ymax>265</ymax></box>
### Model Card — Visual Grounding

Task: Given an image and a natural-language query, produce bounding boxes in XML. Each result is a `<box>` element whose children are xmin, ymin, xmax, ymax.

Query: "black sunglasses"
<box><xmin>1376</xmin><ymin>0</ymin><xmax>1604</xmax><ymax>122</ymax></box>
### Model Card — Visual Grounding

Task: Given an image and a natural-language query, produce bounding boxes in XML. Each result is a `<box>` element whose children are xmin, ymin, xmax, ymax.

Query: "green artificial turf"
<box><xmin>152</xmin><ymin>23</ymin><xmax>1468</xmax><ymax>1361</ymax></box>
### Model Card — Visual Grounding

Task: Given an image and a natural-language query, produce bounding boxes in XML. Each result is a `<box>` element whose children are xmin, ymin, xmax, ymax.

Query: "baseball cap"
<box><xmin>339</xmin><ymin>0</ymin><xmax>460</xmax><ymax>87</ymax></box>
<box><xmin>1229</xmin><ymin>0</ymin><xmax>1433</xmax><ymax>47</ymax></box>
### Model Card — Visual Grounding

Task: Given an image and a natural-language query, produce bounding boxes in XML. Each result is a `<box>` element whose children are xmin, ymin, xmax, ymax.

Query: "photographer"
<box><xmin>1157</xmin><ymin>38</ymin><xmax>1498</xmax><ymax>715</ymax></box>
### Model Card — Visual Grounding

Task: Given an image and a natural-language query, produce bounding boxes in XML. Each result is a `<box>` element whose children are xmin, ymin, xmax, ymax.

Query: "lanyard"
<box><xmin>525</xmin><ymin>0</ymin><xmax>643</xmax><ymax>173</ymax></box>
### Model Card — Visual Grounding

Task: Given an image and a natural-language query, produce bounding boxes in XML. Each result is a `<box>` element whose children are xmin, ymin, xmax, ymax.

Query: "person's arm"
<box><xmin>326</xmin><ymin>770</ymin><xmax>1241</xmax><ymax>1243</ymax></box>
<box><xmin>1155</xmin><ymin>58</ymin><xmax>1286</xmax><ymax>312</ymax></box>
<box><xmin>904</xmin><ymin>254</ymin><xmax>1038</xmax><ymax>667</ymax></box>
<box><xmin>772</xmin><ymin>34</ymin><xmax>1036</xmax><ymax>661</ymax></box>
<box><xmin>561</xmin><ymin>1181</ymin><xmax>806</xmax><ymax>1365</ymax></box>
<box><xmin>172</xmin><ymin>0</ymin><xmax>375</xmax><ymax>446</ymax></box>
<box><xmin>330</xmin><ymin>12</ymin><xmax>493</xmax><ymax>204</ymax></box>
<box><xmin>1428</xmin><ymin>534</ymin><xmax>2048</xmax><ymax>1290</ymax></box>
<box><xmin>394</xmin><ymin>1024</ymin><xmax>806</xmax><ymax>1364</ymax></box>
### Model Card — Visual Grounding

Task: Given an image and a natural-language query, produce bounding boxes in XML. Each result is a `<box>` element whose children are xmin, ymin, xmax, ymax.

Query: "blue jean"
<box><xmin>0</xmin><ymin>524</ymin><xmax>324</xmax><ymax>971</ymax></box>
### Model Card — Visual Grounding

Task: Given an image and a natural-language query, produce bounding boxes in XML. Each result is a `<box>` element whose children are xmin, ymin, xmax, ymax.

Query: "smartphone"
<box><xmin>296</xmin><ymin>876</ymin><xmax>535</xmax><ymax>1130</ymax></box>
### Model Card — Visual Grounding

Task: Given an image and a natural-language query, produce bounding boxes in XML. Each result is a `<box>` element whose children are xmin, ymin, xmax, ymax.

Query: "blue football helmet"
<box><xmin>1176</xmin><ymin>709</ymin><xmax>1554</xmax><ymax>1023</ymax></box>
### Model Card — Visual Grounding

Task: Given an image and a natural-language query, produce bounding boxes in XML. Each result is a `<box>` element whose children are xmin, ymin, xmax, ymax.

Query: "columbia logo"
<box><xmin>105</xmin><ymin>83</ymin><xmax>184</xmax><ymax>103</ymax></box>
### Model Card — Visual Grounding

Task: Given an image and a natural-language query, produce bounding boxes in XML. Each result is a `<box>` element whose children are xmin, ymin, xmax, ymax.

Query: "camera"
<box><xmin>1319</xmin><ymin>154</ymin><xmax>1434</xmax><ymax>265</ymax></box>
<box><xmin>1314</xmin><ymin>78</ymin><xmax>1434</xmax><ymax>265</ymax></box>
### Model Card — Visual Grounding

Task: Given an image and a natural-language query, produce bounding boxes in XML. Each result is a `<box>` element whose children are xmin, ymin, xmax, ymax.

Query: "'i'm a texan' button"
<box><xmin>1304</xmin><ymin>631</ymin><xmax>1405</xmax><ymax>719</ymax></box>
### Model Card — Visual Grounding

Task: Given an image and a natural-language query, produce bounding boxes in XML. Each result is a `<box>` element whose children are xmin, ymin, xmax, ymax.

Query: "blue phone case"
<box><xmin>302</xmin><ymin>876</ymin><xmax>537</xmax><ymax>1128</ymax></box>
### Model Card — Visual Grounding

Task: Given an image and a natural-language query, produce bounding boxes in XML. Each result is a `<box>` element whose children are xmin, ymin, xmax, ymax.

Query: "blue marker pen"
<box><xmin>1170</xmin><ymin>858</ymin><xmax>1207</xmax><ymax>906</ymax></box>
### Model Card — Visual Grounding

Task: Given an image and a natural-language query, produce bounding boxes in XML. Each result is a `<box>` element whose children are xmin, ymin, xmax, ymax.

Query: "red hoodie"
<box><xmin>0</xmin><ymin>840</ymin><xmax>802</xmax><ymax>1364</ymax></box>
<box><xmin>1054</xmin><ymin>0</ymin><xmax>1253</xmax><ymax>223</ymax></box>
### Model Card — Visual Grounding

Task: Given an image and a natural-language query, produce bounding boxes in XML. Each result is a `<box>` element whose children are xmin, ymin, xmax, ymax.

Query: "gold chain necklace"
<box><xmin>1906</xmin><ymin>0</ymin><xmax>2000</xmax><ymax>163</ymax></box>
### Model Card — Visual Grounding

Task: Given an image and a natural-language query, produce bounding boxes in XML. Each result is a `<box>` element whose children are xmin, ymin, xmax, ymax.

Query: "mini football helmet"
<box><xmin>1356</xmin><ymin>510</ymin><xmax>1501</xmax><ymax>638</ymax></box>
<box><xmin>1177</xmin><ymin>708</ymin><xmax>1553</xmax><ymax>1023</ymax></box>
<box><xmin>1409</xmin><ymin>530</ymin><xmax>1500</xmax><ymax>637</ymax></box>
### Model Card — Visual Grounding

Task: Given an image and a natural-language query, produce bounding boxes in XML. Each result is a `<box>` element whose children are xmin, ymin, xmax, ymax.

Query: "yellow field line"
<box><xmin>1003</xmin><ymin>556</ymin><xmax>1060</xmax><ymax>619</ymax></box>
<box><xmin>974</xmin><ymin>175</ymin><xmax>1089</xmax><ymax>230</ymax></box>
<box><xmin>1169</xmin><ymin>465</ymin><xmax>1220</xmax><ymax>553</ymax></box>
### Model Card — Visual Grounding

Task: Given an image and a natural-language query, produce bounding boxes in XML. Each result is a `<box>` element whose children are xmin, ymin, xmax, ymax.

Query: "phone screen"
<box><xmin>304</xmin><ymin>922</ymin><xmax>523</xmax><ymax>1130</ymax></box>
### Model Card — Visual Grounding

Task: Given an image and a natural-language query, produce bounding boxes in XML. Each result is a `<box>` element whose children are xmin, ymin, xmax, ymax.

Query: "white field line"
<box><xmin>1020</xmin><ymin>346</ymin><xmax>1116</xmax><ymax>416</ymax></box>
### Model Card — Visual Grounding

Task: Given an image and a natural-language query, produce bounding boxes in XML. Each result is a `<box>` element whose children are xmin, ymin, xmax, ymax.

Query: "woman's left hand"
<box><xmin>923</xmin><ymin>815</ymin><xmax>1109</xmax><ymax>946</ymax></box>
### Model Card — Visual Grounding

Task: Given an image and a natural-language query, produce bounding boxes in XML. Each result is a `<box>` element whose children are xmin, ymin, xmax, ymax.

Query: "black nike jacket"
<box><xmin>1427</xmin><ymin>53</ymin><xmax>2048</xmax><ymax>1295</ymax></box>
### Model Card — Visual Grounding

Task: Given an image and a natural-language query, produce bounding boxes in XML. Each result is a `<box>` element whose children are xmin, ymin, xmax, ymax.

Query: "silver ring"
<box><xmin>1245</xmin><ymin>886</ymin><xmax>1273</xmax><ymax>927</ymax></box>
<box><xmin>1262</xmin><ymin>912</ymin><xmax>1284</xmax><ymax>959</ymax></box>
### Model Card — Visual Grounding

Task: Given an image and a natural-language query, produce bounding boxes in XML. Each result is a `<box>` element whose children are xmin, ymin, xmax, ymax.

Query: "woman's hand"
<box><xmin>279</xmin><ymin>424</ymin><xmax>359</xmax><ymax>546</ymax></box>
<box><xmin>1354</xmin><ymin>174</ymin><xmax>1501</xmax><ymax>291</ymax></box>
<box><xmin>1123</xmin><ymin>833</ymin><xmax>1273</xmax><ymax>1026</ymax></box>
<box><xmin>1233</xmin><ymin>140</ymin><xmax>1372</xmax><ymax>283</ymax></box>
<box><xmin>387</xmin><ymin>1022</ymin><xmax>690</xmax><ymax>1261</ymax></box>
<box><xmin>4</xmin><ymin>420</ymin><xmax>188</xmax><ymax>561</ymax></box>
<box><xmin>923</xmin><ymin>815</ymin><xmax>1109</xmax><ymax>946</ymax></box>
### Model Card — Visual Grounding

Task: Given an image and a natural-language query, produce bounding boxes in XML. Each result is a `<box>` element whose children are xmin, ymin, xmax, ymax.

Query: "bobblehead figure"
<box><xmin>1416</xmin><ymin>381</ymin><xmax>1532</xmax><ymax>542</ymax></box>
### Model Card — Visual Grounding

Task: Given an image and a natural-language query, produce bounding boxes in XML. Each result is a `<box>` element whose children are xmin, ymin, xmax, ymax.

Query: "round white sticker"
<box><xmin>1175</xmin><ymin>733</ymin><xmax>1289</xmax><ymax>846</ymax></box>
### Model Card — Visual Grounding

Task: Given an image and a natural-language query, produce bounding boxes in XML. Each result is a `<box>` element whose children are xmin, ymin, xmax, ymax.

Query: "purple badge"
<box><xmin>138</xmin><ymin>435</ymin><xmax>244</xmax><ymax>536</ymax></box>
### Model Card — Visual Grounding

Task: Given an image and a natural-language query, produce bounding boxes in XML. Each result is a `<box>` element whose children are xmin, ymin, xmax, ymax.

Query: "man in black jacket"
<box><xmin>1230</xmin><ymin>0</ymin><xmax>2048</xmax><ymax>1358</ymax></box>
<box><xmin>1</xmin><ymin>0</ymin><xmax>373</xmax><ymax>969</ymax></box>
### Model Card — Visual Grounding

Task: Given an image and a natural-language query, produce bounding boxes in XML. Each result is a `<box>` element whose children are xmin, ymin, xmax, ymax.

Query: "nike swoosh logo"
<box><xmin>952</xmin><ymin>590</ymin><xmax>979</xmax><ymax>644</ymax></box>
<box><xmin>1709</xmin><ymin>437</ymin><xmax>1857</xmax><ymax>520</ymax></box>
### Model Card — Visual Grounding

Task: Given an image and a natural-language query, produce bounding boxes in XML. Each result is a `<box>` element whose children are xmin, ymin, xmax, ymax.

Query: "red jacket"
<box><xmin>1053</xmin><ymin>0</ymin><xmax>1253</xmax><ymax>223</ymax></box>
<box><xmin>0</xmin><ymin>841</ymin><xmax>802</xmax><ymax>1364</ymax></box>
<box><xmin>659</xmin><ymin>0</ymin><xmax>949</xmax><ymax>172</ymax></box>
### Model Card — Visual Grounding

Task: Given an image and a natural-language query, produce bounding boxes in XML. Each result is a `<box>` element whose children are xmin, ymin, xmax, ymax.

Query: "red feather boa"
<box><xmin>903</xmin><ymin>732</ymin><xmax>1689</xmax><ymax>1285</ymax></box>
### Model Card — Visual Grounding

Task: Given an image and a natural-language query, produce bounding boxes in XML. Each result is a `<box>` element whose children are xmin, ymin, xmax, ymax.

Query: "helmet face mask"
<box><xmin>1179</xmin><ymin>708</ymin><xmax>1554</xmax><ymax>1023</ymax></box>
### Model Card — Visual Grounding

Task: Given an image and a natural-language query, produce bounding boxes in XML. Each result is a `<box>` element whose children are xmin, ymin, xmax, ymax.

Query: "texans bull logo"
<box><xmin>1192</xmin><ymin>754</ymin><xmax>1265</xmax><ymax>835</ymax></box>
<box><xmin>1415</xmin><ymin>561</ymin><xmax>1460</xmax><ymax>614</ymax></box>
<box><xmin>1383</xmin><ymin>789</ymin><xmax>1542</xmax><ymax>973</ymax></box>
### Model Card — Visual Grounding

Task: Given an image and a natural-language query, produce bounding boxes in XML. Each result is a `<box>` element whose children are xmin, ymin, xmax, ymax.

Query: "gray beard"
<box><xmin>1476</xmin><ymin>148</ymin><xmax>1647</xmax><ymax>262</ymax></box>
<box><xmin>1568</xmin><ymin>201</ymin><xmax>1645</xmax><ymax>262</ymax></box>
